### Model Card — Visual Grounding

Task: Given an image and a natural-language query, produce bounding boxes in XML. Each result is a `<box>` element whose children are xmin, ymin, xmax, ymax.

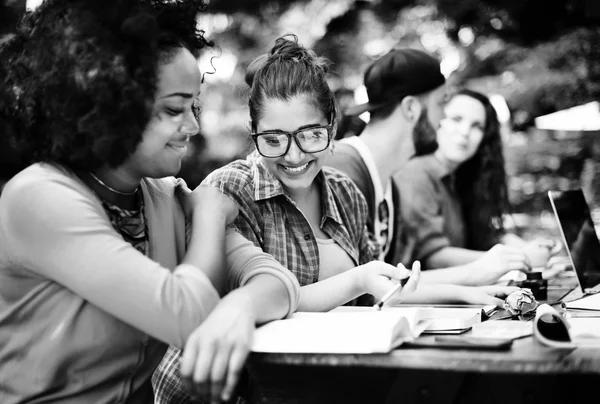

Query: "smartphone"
<box><xmin>433</xmin><ymin>336</ymin><xmax>513</xmax><ymax>350</ymax></box>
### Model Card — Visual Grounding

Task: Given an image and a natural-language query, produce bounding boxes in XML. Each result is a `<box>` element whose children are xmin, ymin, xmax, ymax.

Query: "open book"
<box><xmin>533</xmin><ymin>303</ymin><xmax>600</xmax><ymax>348</ymax></box>
<box><xmin>251</xmin><ymin>308</ymin><xmax>427</xmax><ymax>354</ymax></box>
<box><xmin>419</xmin><ymin>306</ymin><xmax>484</xmax><ymax>334</ymax></box>
<box><xmin>334</xmin><ymin>305</ymin><xmax>487</xmax><ymax>334</ymax></box>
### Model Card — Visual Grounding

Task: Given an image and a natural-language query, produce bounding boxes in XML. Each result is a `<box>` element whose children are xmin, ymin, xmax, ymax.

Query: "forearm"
<box><xmin>425</xmin><ymin>246</ymin><xmax>483</xmax><ymax>269</ymax></box>
<box><xmin>419</xmin><ymin>264</ymin><xmax>478</xmax><ymax>286</ymax></box>
<box><xmin>401</xmin><ymin>283</ymin><xmax>469</xmax><ymax>304</ymax></box>
<box><xmin>184</xmin><ymin>211</ymin><xmax>228</xmax><ymax>295</ymax></box>
<box><xmin>297</xmin><ymin>269</ymin><xmax>362</xmax><ymax>312</ymax></box>
<box><xmin>229</xmin><ymin>274</ymin><xmax>291</xmax><ymax>324</ymax></box>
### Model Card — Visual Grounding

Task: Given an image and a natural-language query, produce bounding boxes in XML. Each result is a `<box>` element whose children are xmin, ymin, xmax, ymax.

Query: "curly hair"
<box><xmin>452</xmin><ymin>89</ymin><xmax>510</xmax><ymax>250</ymax></box>
<box><xmin>245</xmin><ymin>35</ymin><xmax>338</xmax><ymax>133</ymax></box>
<box><xmin>414</xmin><ymin>88</ymin><xmax>510</xmax><ymax>250</ymax></box>
<box><xmin>0</xmin><ymin>0</ymin><xmax>211</xmax><ymax>170</ymax></box>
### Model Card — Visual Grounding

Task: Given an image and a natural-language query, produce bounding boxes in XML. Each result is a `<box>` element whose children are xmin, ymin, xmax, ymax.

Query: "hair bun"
<box><xmin>269</xmin><ymin>35</ymin><xmax>329</xmax><ymax>74</ymax></box>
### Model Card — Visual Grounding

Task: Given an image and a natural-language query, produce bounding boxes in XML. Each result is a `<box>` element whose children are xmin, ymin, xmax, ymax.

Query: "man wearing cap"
<box><xmin>327</xmin><ymin>48</ymin><xmax>447</xmax><ymax>266</ymax></box>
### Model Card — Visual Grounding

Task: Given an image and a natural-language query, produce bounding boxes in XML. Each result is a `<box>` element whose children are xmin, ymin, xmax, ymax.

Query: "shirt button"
<box><xmin>304</xmin><ymin>234</ymin><xmax>311</xmax><ymax>240</ymax></box>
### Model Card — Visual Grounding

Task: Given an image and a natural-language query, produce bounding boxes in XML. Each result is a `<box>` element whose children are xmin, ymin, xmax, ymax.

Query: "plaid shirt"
<box><xmin>152</xmin><ymin>151</ymin><xmax>374</xmax><ymax>404</ymax></box>
<box><xmin>205</xmin><ymin>151</ymin><xmax>374</xmax><ymax>284</ymax></box>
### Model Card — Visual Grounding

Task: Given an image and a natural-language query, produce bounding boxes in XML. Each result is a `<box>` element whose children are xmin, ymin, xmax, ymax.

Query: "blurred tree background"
<box><xmin>2</xmin><ymin>0</ymin><xmax>600</xmax><ymax>233</ymax></box>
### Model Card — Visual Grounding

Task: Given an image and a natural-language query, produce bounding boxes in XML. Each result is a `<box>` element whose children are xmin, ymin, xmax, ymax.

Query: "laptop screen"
<box><xmin>548</xmin><ymin>189</ymin><xmax>600</xmax><ymax>292</ymax></box>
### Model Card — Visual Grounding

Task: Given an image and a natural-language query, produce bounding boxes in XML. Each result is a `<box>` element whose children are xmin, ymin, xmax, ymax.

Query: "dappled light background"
<box><xmin>2</xmin><ymin>0</ymin><xmax>600</xmax><ymax>240</ymax></box>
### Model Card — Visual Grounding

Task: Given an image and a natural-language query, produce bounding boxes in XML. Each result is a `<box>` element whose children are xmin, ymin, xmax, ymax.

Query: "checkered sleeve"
<box><xmin>201</xmin><ymin>161</ymin><xmax>263</xmax><ymax>249</ymax></box>
<box><xmin>152</xmin><ymin>346</ymin><xmax>195</xmax><ymax>404</ymax></box>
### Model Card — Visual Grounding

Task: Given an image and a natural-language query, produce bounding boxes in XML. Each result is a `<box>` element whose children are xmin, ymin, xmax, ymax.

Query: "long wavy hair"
<box><xmin>417</xmin><ymin>88</ymin><xmax>510</xmax><ymax>250</ymax></box>
<box><xmin>0</xmin><ymin>0</ymin><xmax>210</xmax><ymax>171</ymax></box>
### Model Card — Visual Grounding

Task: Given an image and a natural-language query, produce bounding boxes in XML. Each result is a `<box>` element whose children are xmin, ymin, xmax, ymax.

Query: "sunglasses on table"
<box><xmin>251</xmin><ymin>123</ymin><xmax>334</xmax><ymax>158</ymax></box>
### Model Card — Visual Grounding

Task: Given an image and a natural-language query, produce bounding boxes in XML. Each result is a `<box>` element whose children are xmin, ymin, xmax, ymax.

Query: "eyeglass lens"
<box><xmin>256</xmin><ymin>127</ymin><xmax>329</xmax><ymax>157</ymax></box>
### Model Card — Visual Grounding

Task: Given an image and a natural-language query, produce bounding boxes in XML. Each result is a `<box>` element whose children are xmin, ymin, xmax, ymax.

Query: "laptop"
<box><xmin>548</xmin><ymin>189</ymin><xmax>600</xmax><ymax>302</ymax></box>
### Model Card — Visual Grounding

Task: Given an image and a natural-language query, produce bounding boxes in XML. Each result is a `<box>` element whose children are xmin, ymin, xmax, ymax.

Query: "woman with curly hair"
<box><xmin>0</xmin><ymin>1</ymin><xmax>299</xmax><ymax>403</ymax></box>
<box><xmin>394</xmin><ymin>89</ymin><xmax>557</xmax><ymax>284</ymax></box>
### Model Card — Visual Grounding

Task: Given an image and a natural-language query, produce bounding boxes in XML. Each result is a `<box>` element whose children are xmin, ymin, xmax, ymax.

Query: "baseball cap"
<box><xmin>346</xmin><ymin>48</ymin><xmax>445</xmax><ymax>116</ymax></box>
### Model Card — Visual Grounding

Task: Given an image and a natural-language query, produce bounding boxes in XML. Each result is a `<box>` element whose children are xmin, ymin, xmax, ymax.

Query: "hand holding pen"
<box><xmin>373</xmin><ymin>260</ymin><xmax>421</xmax><ymax>310</ymax></box>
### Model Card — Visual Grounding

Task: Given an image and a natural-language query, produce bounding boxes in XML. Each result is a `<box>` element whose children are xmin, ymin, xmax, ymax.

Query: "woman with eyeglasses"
<box><xmin>153</xmin><ymin>35</ymin><xmax>528</xmax><ymax>404</ymax></box>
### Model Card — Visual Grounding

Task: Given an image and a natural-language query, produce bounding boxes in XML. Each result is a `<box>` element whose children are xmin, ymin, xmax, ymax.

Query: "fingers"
<box><xmin>402</xmin><ymin>260</ymin><xmax>420</xmax><ymax>294</ymax></box>
<box><xmin>180</xmin><ymin>336</ymin><xmax>199</xmax><ymax>379</ymax></box>
<box><xmin>488</xmin><ymin>296</ymin><xmax>505</xmax><ymax>308</ymax></box>
<box><xmin>484</xmin><ymin>285</ymin><xmax>520</xmax><ymax>298</ymax></box>
<box><xmin>176</xmin><ymin>178</ymin><xmax>192</xmax><ymax>195</ymax></box>
<box><xmin>550</xmin><ymin>240</ymin><xmax>563</xmax><ymax>256</ymax></box>
<box><xmin>209</xmin><ymin>344</ymin><xmax>234</xmax><ymax>404</ymax></box>
<box><xmin>191</xmin><ymin>339</ymin><xmax>217</xmax><ymax>400</ymax></box>
<box><xmin>372</xmin><ymin>261</ymin><xmax>409</xmax><ymax>281</ymax></box>
<box><xmin>221</xmin><ymin>344</ymin><xmax>251</xmax><ymax>402</ymax></box>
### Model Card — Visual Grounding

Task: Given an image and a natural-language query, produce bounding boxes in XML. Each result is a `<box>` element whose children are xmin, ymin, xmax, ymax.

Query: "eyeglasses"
<box><xmin>251</xmin><ymin>124</ymin><xmax>333</xmax><ymax>158</ymax></box>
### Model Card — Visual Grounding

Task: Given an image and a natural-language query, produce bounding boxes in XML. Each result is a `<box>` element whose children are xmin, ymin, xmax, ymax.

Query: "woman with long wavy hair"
<box><xmin>394</xmin><ymin>89</ymin><xmax>558</xmax><ymax>283</ymax></box>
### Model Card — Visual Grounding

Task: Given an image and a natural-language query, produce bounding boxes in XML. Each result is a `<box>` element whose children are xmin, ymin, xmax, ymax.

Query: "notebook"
<box><xmin>548</xmin><ymin>189</ymin><xmax>600</xmax><ymax>309</ymax></box>
<box><xmin>251</xmin><ymin>308</ymin><xmax>428</xmax><ymax>354</ymax></box>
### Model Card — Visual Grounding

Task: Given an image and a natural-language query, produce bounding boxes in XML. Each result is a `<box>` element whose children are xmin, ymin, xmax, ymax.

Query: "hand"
<box><xmin>467</xmin><ymin>244</ymin><xmax>529</xmax><ymax>285</ymax></box>
<box><xmin>522</xmin><ymin>239</ymin><xmax>562</xmax><ymax>268</ymax></box>
<box><xmin>180</xmin><ymin>291</ymin><xmax>255</xmax><ymax>404</ymax></box>
<box><xmin>355</xmin><ymin>260</ymin><xmax>421</xmax><ymax>305</ymax></box>
<box><xmin>177</xmin><ymin>181</ymin><xmax>239</xmax><ymax>225</ymax></box>
<box><xmin>461</xmin><ymin>285</ymin><xmax>521</xmax><ymax>307</ymax></box>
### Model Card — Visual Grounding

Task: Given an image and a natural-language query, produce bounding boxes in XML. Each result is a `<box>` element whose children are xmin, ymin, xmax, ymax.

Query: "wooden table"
<box><xmin>245</xmin><ymin>276</ymin><xmax>600</xmax><ymax>404</ymax></box>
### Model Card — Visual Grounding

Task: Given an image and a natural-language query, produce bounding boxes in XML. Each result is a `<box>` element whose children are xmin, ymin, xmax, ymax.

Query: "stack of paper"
<box><xmin>565</xmin><ymin>293</ymin><xmax>600</xmax><ymax>310</ymax></box>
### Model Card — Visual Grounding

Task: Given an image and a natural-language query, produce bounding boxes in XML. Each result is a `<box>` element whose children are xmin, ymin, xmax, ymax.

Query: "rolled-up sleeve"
<box><xmin>225</xmin><ymin>228</ymin><xmax>300</xmax><ymax>317</ymax></box>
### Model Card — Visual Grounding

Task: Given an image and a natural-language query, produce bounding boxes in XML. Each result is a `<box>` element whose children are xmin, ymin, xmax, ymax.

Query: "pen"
<box><xmin>372</xmin><ymin>261</ymin><xmax>419</xmax><ymax>310</ymax></box>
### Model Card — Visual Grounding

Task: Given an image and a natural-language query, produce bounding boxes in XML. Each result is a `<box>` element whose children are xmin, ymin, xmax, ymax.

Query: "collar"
<box><xmin>247</xmin><ymin>150</ymin><xmax>344</xmax><ymax>226</ymax></box>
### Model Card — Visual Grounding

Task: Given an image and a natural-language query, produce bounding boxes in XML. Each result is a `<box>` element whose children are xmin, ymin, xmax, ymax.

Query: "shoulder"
<box><xmin>0</xmin><ymin>163</ymin><xmax>102</xmax><ymax>235</ymax></box>
<box><xmin>393</xmin><ymin>155</ymin><xmax>436</xmax><ymax>184</ymax></box>
<box><xmin>327</xmin><ymin>141</ymin><xmax>366</xmax><ymax>173</ymax></box>
<box><xmin>202</xmin><ymin>158</ymin><xmax>256</xmax><ymax>198</ymax></box>
<box><xmin>2</xmin><ymin>163</ymin><xmax>93</xmax><ymax>205</ymax></box>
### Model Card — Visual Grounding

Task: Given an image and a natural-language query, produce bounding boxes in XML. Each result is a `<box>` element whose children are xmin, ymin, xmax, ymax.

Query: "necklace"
<box><xmin>89</xmin><ymin>172</ymin><xmax>139</xmax><ymax>196</ymax></box>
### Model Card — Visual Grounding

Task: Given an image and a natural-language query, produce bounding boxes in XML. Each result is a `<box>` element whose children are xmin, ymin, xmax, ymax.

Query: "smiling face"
<box><xmin>257</xmin><ymin>96</ymin><xmax>330</xmax><ymax>197</ymax></box>
<box><xmin>125</xmin><ymin>47</ymin><xmax>201</xmax><ymax>179</ymax></box>
<box><xmin>435</xmin><ymin>94</ymin><xmax>486</xmax><ymax>170</ymax></box>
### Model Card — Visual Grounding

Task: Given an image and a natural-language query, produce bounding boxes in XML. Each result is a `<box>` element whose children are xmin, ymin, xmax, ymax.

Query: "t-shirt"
<box><xmin>393</xmin><ymin>154</ymin><xmax>467</xmax><ymax>262</ymax></box>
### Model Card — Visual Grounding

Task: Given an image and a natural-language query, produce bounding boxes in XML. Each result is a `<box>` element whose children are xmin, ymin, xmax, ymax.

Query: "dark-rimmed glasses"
<box><xmin>251</xmin><ymin>124</ymin><xmax>333</xmax><ymax>158</ymax></box>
